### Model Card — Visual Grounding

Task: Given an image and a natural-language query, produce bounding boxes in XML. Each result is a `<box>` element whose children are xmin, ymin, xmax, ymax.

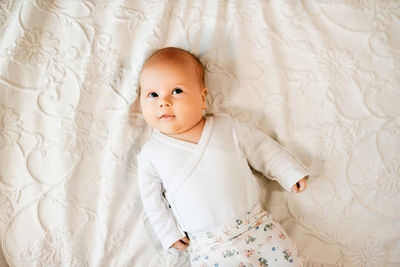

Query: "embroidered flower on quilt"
<box><xmin>36</xmin><ymin>229</ymin><xmax>72</xmax><ymax>265</ymax></box>
<box><xmin>341</xmin><ymin>237</ymin><xmax>385</xmax><ymax>267</ymax></box>
<box><xmin>0</xmin><ymin>105</ymin><xmax>22</xmax><ymax>148</ymax></box>
<box><xmin>82</xmin><ymin>50</ymin><xmax>122</xmax><ymax>94</ymax></box>
<box><xmin>56</xmin><ymin>111</ymin><xmax>108</xmax><ymax>155</ymax></box>
<box><xmin>316</xmin><ymin>48</ymin><xmax>357</xmax><ymax>87</ymax></box>
<box><xmin>11</xmin><ymin>29</ymin><xmax>58</xmax><ymax>66</ymax></box>
<box><xmin>370</xmin><ymin>1</ymin><xmax>399</xmax><ymax>30</ymax></box>
<box><xmin>312</xmin><ymin>123</ymin><xmax>352</xmax><ymax>160</ymax></box>
<box><xmin>376</xmin><ymin>159</ymin><xmax>400</xmax><ymax>195</ymax></box>
<box><xmin>21</xmin><ymin>228</ymin><xmax>88</xmax><ymax>267</ymax></box>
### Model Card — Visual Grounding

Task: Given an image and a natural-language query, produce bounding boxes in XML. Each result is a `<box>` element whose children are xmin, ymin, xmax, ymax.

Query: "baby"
<box><xmin>137</xmin><ymin>47</ymin><xmax>308</xmax><ymax>266</ymax></box>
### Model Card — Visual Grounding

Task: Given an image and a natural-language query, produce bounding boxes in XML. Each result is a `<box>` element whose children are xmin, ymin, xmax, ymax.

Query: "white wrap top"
<box><xmin>137</xmin><ymin>114</ymin><xmax>308</xmax><ymax>249</ymax></box>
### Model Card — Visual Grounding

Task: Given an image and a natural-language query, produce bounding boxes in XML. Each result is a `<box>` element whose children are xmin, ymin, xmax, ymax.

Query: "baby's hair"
<box><xmin>141</xmin><ymin>47</ymin><xmax>205</xmax><ymax>88</ymax></box>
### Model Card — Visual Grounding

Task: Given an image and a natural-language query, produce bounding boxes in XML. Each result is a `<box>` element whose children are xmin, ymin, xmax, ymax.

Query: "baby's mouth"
<box><xmin>159</xmin><ymin>114</ymin><xmax>175</xmax><ymax>119</ymax></box>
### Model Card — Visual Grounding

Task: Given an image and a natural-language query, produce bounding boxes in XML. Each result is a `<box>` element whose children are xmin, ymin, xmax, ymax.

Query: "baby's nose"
<box><xmin>160</xmin><ymin>102</ymin><xmax>170</xmax><ymax>107</ymax></box>
<box><xmin>159</xmin><ymin>98</ymin><xmax>171</xmax><ymax>107</ymax></box>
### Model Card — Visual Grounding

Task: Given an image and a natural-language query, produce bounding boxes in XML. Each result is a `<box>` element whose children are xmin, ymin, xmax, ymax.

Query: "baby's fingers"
<box><xmin>297</xmin><ymin>179</ymin><xmax>307</xmax><ymax>193</ymax></box>
<box><xmin>172</xmin><ymin>238</ymin><xmax>190</xmax><ymax>250</ymax></box>
<box><xmin>181</xmin><ymin>237</ymin><xmax>190</xmax><ymax>245</ymax></box>
<box><xmin>174</xmin><ymin>241</ymin><xmax>186</xmax><ymax>250</ymax></box>
<box><xmin>292</xmin><ymin>178</ymin><xmax>307</xmax><ymax>193</ymax></box>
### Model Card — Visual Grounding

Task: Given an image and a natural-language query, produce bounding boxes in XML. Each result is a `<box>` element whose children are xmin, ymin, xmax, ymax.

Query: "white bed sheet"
<box><xmin>1</xmin><ymin>0</ymin><xmax>400</xmax><ymax>266</ymax></box>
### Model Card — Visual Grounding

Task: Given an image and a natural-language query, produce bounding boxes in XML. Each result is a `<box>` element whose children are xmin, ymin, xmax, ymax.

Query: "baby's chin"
<box><xmin>154</xmin><ymin>125</ymin><xmax>177</xmax><ymax>135</ymax></box>
<box><xmin>146</xmin><ymin>121</ymin><xmax>176</xmax><ymax>134</ymax></box>
<box><xmin>153</xmin><ymin>118</ymin><xmax>205</xmax><ymax>137</ymax></box>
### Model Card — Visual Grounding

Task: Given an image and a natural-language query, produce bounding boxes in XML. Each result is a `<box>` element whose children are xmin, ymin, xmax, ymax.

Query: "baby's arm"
<box><xmin>234</xmin><ymin>118</ymin><xmax>309</xmax><ymax>192</ymax></box>
<box><xmin>137</xmin><ymin>159</ymin><xmax>187</xmax><ymax>250</ymax></box>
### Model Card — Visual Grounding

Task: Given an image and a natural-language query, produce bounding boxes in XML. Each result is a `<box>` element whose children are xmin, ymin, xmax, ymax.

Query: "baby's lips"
<box><xmin>159</xmin><ymin>114</ymin><xmax>175</xmax><ymax>119</ymax></box>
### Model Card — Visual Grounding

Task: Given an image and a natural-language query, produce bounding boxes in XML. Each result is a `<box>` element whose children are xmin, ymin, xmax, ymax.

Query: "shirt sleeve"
<box><xmin>137</xmin><ymin>157</ymin><xmax>186</xmax><ymax>249</ymax></box>
<box><xmin>233</xmin><ymin>118</ymin><xmax>309</xmax><ymax>192</ymax></box>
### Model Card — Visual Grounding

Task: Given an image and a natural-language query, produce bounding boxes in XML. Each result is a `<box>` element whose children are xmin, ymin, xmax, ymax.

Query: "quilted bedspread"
<box><xmin>0</xmin><ymin>1</ymin><xmax>399</xmax><ymax>266</ymax></box>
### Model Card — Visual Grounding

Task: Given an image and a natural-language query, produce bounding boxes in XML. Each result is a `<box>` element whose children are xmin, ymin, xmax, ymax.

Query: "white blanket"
<box><xmin>0</xmin><ymin>1</ymin><xmax>399</xmax><ymax>266</ymax></box>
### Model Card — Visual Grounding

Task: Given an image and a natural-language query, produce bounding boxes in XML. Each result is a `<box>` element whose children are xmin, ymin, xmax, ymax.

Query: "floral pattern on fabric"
<box><xmin>188</xmin><ymin>204</ymin><xmax>305</xmax><ymax>266</ymax></box>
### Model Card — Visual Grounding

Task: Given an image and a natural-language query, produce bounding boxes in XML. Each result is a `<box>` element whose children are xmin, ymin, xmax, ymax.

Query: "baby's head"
<box><xmin>139</xmin><ymin>47</ymin><xmax>207</xmax><ymax>136</ymax></box>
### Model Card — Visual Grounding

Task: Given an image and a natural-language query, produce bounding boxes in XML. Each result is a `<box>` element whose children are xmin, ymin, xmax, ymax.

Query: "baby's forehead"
<box><xmin>143</xmin><ymin>58</ymin><xmax>182</xmax><ymax>70</ymax></box>
<box><xmin>139</xmin><ymin>47</ymin><xmax>204</xmax><ymax>88</ymax></box>
<box><xmin>143</xmin><ymin>50</ymin><xmax>194</xmax><ymax>70</ymax></box>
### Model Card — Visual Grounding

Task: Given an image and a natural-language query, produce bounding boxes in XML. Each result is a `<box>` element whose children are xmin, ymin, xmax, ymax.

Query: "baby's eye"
<box><xmin>172</xmin><ymin>88</ymin><xmax>183</xmax><ymax>95</ymax></box>
<box><xmin>148</xmin><ymin>92</ymin><xmax>158</xmax><ymax>98</ymax></box>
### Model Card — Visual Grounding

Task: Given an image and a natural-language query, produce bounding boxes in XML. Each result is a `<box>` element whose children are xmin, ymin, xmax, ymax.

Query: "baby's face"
<box><xmin>139</xmin><ymin>59</ymin><xmax>206</xmax><ymax>136</ymax></box>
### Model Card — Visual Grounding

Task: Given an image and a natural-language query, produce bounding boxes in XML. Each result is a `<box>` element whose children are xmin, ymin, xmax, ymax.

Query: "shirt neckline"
<box><xmin>153</xmin><ymin>116</ymin><xmax>213</xmax><ymax>150</ymax></box>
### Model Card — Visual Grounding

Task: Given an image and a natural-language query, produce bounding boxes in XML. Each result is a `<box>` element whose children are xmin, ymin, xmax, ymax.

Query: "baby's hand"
<box><xmin>171</xmin><ymin>237</ymin><xmax>190</xmax><ymax>250</ymax></box>
<box><xmin>292</xmin><ymin>176</ymin><xmax>308</xmax><ymax>193</ymax></box>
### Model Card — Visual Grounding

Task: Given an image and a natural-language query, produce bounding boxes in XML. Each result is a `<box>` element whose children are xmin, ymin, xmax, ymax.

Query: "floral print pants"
<box><xmin>188</xmin><ymin>203</ymin><xmax>305</xmax><ymax>267</ymax></box>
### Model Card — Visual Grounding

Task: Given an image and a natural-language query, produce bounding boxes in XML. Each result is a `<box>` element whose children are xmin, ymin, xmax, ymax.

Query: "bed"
<box><xmin>1</xmin><ymin>0</ymin><xmax>399</xmax><ymax>266</ymax></box>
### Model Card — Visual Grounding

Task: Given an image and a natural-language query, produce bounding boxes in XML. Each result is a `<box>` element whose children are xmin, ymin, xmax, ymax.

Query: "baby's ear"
<box><xmin>203</xmin><ymin>88</ymin><xmax>208</xmax><ymax>96</ymax></box>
